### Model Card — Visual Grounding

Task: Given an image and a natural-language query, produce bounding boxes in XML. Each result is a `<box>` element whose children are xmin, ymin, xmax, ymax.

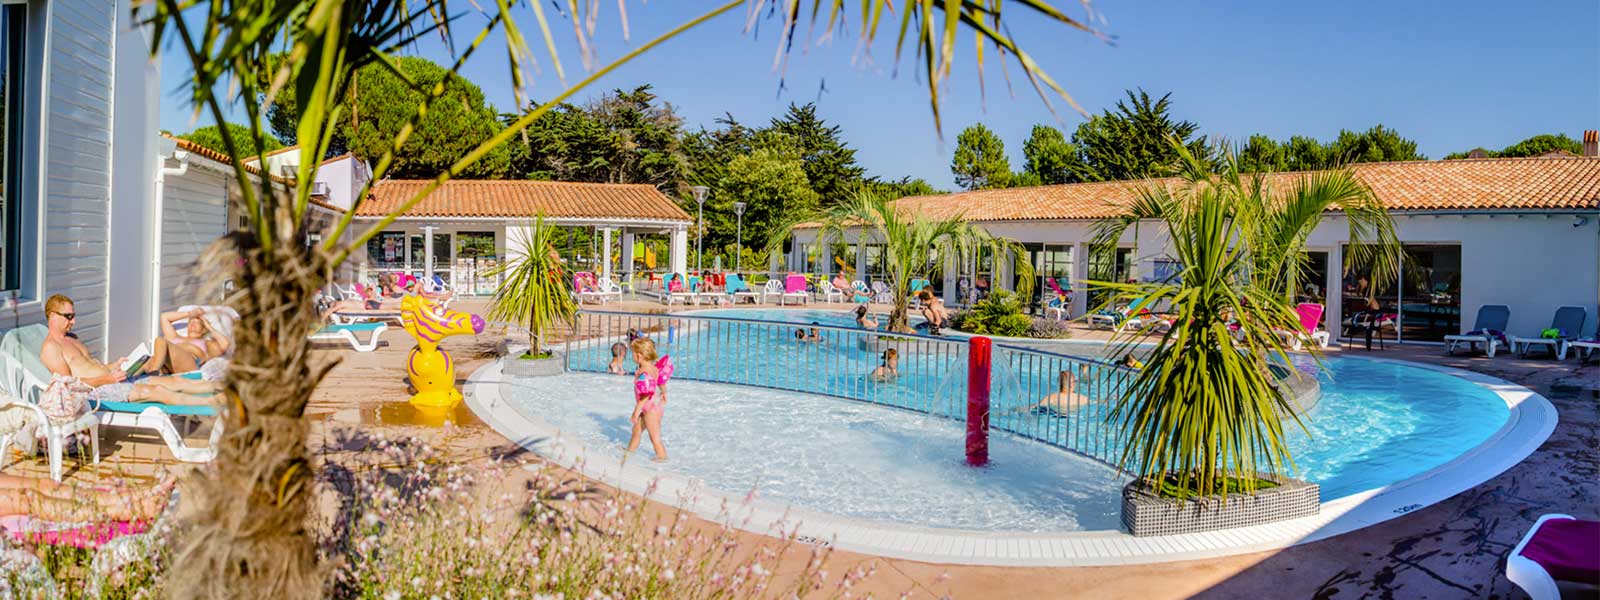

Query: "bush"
<box><xmin>1026</xmin><ymin>317</ymin><xmax>1071</xmax><ymax>339</ymax></box>
<box><xmin>953</xmin><ymin>290</ymin><xmax>1032</xmax><ymax>337</ymax></box>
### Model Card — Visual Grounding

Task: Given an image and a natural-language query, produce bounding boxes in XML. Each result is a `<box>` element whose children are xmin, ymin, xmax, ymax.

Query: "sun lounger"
<box><xmin>726</xmin><ymin>274</ymin><xmax>761</xmax><ymax>304</ymax></box>
<box><xmin>1443</xmin><ymin>304</ymin><xmax>1510</xmax><ymax>357</ymax></box>
<box><xmin>1507</xmin><ymin>514</ymin><xmax>1600</xmax><ymax>600</ymax></box>
<box><xmin>578</xmin><ymin>276</ymin><xmax>623</xmax><ymax>305</ymax></box>
<box><xmin>0</xmin><ymin>325</ymin><xmax>101</xmax><ymax>481</ymax></box>
<box><xmin>1570</xmin><ymin>338</ymin><xmax>1600</xmax><ymax>363</ymax></box>
<box><xmin>1274</xmin><ymin>303</ymin><xmax>1331</xmax><ymax>350</ymax></box>
<box><xmin>309</xmin><ymin>322</ymin><xmax>388</xmax><ymax>352</ymax></box>
<box><xmin>782</xmin><ymin>275</ymin><xmax>810</xmax><ymax>305</ymax></box>
<box><xmin>329</xmin><ymin>309</ymin><xmax>405</xmax><ymax>326</ymax></box>
<box><xmin>1510</xmin><ymin>305</ymin><xmax>1587</xmax><ymax>360</ymax></box>
<box><xmin>97</xmin><ymin>397</ymin><xmax>220</xmax><ymax>463</ymax></box>
<box><xmin>662</xmin><ymin>274</ymin><xmax>699</xmax><ymax>305</ymax></box>
<box><xmin>1088</xmin><ymin>298</ymin><xmax>1150</xmax><ymax>332</ymax></box>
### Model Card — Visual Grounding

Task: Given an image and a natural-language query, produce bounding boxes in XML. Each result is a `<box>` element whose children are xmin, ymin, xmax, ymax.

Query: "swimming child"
<box><xmin>608</xmin><ymin>342</ymin><xmax>629</xmax><ymax>374</ymax></box>
<box><xmin>627</xmin><ymin>337</ymin><xmax>674</xmax><ymax>461</ymax></box>
<box><xmin>794</xmin><ymin>324</ymin><xmax>822</xmax><ymax>343</ymax></box>
<box><xmin>626</xmin><ymin>328</ymin><xmax>642</xmax><ymax>342</ymax></box>
<box><xmin>1121</xmin><ymin>353</ymin><xmax>1144</xmax><ymax>370</ymax></box>
<box><xmin>854</xmin><ymin>305</ymin><xmax>879</xmax><ymax>330</ymax></box>
<box><xmin>871</xmin><ymin>348</ymin><xmax>899</xmax><ymax>381</ymax></box>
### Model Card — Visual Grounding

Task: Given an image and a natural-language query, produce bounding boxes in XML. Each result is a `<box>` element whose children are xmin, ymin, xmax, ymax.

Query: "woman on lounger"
<box><xmin>320</xmin><ymin>273</ymin><xmax>406</xmax><ymax>321</ymax></box>
<box><xmin>140</xmin><ymin>308</ymin><xmax>229</xmax><ymax>376</ymax></box>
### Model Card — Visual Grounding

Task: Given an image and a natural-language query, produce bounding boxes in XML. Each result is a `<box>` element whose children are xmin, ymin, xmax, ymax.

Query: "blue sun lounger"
<box><xmin>310</xmin><ymin>322</ymin><xmax>388</xmax><ymax>352</ymax></box>
<box><xmin>97</xmin><ymin>369</ymin><xmax>221</xmax><ymax>463</ymax></box>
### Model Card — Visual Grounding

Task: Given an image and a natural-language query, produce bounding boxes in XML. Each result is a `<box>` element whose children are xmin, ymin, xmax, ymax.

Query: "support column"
<box><xmin>855</xmin><ymin>232</ymin><xmax>868</xmax><ymax>282</ymax></box>
<box><xmin>669</xmin><ymin>227</ymin><xmax>688</xmax><ymax>276</ymax></box>
<box><xmin>601</xmin><ymin>228</ymin><xmax>614</xmax><ymax>281</ymax></box>
<box><xmin>1326</xmin><ymin>244</ymin><xmax>1343</xmax><ymax>345</ymax></box>
<box><xmin>1073</xmin><ymin>242</ymin><xmax>1091</xmax><ymax>317</ymax></box>
<box><xmin>818</xmin><ymin>236</ymin><xmax>833</xmax><ymax>279</ymax></box>
<box><xmin>422</xmin><ymin>225</ymin><xmax>437</xmax><ymax>281</ymax></box>
<box><xmin>942</xmin><ymin>251</ymin><xmax>959</xmax><ymax>305</ymax></box>
<box><xmin>620</xmin><ymin>229</ymin><xmax>635</xmax><ymax>280</ymax></box>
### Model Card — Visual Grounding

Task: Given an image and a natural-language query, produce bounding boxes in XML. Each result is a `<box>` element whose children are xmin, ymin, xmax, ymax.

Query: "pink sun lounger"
<box><xmin>1507</xmin><ymin>514</ymin><xmax>1600</xmax><ymax>599</ymax></box>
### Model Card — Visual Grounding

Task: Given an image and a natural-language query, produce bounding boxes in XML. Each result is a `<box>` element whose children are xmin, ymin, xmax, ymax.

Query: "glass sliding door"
<box><xmin>1026</xmin><ymin>243</ymin><xmax>1073</xmax><ymax>312</ymax></box>
<box><xmin>1398</xmin><ymin>244</ymin><xmax>1461</xmax><ymax>341</ymax></box>
<box><xmin>455</xmin><ymin>231</ymin><xmax>498</xmax><ymax>295</ymax></box>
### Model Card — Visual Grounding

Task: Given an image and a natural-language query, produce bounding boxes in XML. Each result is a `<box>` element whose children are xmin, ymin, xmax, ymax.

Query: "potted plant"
<box><xmin>1090</xmin><ymin>143</ymin><xmax>1399</xmax><ymax>536</ymax></box>
<box><xmin>483</xmin><ymin>215</ymin><xmax>578</xmax><ymax>377</ymax></box>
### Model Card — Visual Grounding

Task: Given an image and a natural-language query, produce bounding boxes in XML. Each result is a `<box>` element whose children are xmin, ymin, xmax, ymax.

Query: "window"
<box><xmin>1340</xmin><ymin>243</ymin><xmax>1460</xmax><ymax>342</ymax></box>
<box><xmin>1025</xmin><ymin>243</ymin><xmax>1073</xmax><ymax>310</ymax></box>
<box><xmin>366</xmin><ymin>231</ymin><xmax>406</xmax><ymax>269</ymax></box>
<box><xmin>1</xmin><ymin>3</ymin><xmax>28</xmax><ymax>292</ymax></box>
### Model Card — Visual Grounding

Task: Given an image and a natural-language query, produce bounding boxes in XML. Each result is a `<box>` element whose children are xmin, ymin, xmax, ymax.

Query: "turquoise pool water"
<box><xmin>527</xmin><ymin>310</ymin><xmax>1512</xmax><ymax>532</ymax></box>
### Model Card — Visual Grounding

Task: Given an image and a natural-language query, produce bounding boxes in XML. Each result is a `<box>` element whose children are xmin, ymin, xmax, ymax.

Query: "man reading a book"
<box><xmin>39</xmin><ymin>294</ymin><xmax>132</xmax><ymax>386</ymax></box>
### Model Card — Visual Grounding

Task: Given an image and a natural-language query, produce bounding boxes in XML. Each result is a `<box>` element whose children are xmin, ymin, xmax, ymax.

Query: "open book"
<box><xmin>121</xmin><ymin>342</ymin><xmax>151</xmax><ymax>378</ymax></box>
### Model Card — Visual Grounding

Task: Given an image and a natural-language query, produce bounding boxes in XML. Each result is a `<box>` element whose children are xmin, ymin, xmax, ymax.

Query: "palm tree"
<box><xmin>1088</xmin><ymin>141</ymin><xmax>1399</xmax><ymax>499</ymax></box>
<box><xmin>483</xmin><ymin>216</ymin><xmax>578</xmax><ymax>356</ymax></box>
<box><xmin>816</xmin><ymin>192</ymin><xmax>1035</xmax><ymax>333</ymax></box>
<box><xmin>148</xmin><ymin>0</ymin><xmax>1102</xmax><ymax>595</ymax></box>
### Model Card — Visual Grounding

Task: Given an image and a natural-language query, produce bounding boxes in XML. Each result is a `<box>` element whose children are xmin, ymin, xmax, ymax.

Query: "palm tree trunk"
<box><xmin>174</xmin><ymin>239</ymin><xmax>330</xmax><ymax>600</ymax></box>
<box><xmin>889</xmin><ymin>295</ymin><xmax>912</xmax><ymax>333</ymax></box>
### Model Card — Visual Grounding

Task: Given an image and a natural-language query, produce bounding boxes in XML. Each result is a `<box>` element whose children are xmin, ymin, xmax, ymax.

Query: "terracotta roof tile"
<box><xmin>818</xmin><ymin>157</ymin><xmax>1600</xmax><ymax>226</ymax></box>
<box><xmin>165</xmin><ymin>135</ymin><xmax>345</xmax><ymax>214</ymax></box>
<box><xmin>356</xmin><ymin>180</ymin><xmax>692</xmax><ymax>222</ymax></box>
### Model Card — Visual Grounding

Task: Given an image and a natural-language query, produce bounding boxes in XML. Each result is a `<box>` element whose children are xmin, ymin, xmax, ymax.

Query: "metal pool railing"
<box><xmin>564</xmin><ymin>310</ymin><xmax>1135</xmax><ymax>470</ymax></box>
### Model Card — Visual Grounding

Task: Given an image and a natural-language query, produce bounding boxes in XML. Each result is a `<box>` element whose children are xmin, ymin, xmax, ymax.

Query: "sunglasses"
<box><xmin>52</xmin><ymin>312</ymin><xmax>76</xmax><ymax>320</ymax></box>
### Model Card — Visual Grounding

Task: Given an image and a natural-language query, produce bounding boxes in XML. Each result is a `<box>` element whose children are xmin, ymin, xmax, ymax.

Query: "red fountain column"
<box><xmin>966</xmin><ymin>336</ymin><xmax>991</xmax><ymax>467</ymax></box>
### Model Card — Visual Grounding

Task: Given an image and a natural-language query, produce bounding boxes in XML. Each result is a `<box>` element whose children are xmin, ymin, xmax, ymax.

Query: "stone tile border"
<box><xmin>463</xmin><ymin>356</ymin><xmax>1556</xmax><ymax>566</ymax></box>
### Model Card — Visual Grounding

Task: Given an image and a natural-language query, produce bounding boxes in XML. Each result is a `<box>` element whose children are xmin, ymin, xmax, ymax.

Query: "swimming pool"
<box><xmin>507</xmin><ymin>310</ymin><xmax>1514</xmax><ymax>535</ymax></box>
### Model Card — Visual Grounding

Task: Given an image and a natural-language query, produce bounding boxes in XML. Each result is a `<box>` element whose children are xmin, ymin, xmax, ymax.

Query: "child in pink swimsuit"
<box><xmin>627</xmin><ymin>337</ymin><xmax>673</xmax><ymax>461</ymax></box>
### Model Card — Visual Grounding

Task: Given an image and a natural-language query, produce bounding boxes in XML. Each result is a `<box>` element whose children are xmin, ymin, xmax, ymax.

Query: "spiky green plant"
<box><xmin>1088</xmin><ymin>140</ymin><xmax>1400</xmax><ymax>499</ymax></box>
<box><xmin>483</xmin><ymin>216</ymin><xmax>579</xmax><ymax>355</ymax></box>
<box><xmin>146</xmin><ymin>0</ymin><xmax>1104</xmax><ymax>595</ymax></box>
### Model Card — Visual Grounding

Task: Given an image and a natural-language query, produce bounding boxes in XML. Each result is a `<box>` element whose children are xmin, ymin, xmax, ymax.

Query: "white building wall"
<box><xmin>106</xmin><ymin>0</ymin><xmax>161</xmax><ymax>353</ymax></box>
<box><xmin>37</xmin><ymin>0</ymin><xmax>118</xmax><ymax>354</ymax></box>
<box><xmin>158</xmin><ymin>160</ymin><xmax>230</xmax><ymax>310</ymax></box>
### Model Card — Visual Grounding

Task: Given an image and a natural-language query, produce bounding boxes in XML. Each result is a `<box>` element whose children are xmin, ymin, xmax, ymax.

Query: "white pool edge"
<box><xmin>463</xmin><ymin>356</ymin><xmax>1557</xmax><ymax>567</ymax></box>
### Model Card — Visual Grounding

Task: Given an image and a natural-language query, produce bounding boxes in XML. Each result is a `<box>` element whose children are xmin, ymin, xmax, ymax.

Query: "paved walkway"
<box><xmin>56</xmin><ymin>298</ymin><xmax>1585</xmax><ymax>599</ymax></box>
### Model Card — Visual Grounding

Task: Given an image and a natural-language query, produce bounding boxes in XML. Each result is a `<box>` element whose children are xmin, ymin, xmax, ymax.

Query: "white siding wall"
<box><xmin>159</xmin><ymin>162</ymin><xmax>230</xmax><ymax>310</ymax></box>
<box><xmin>38</xmin><ymin>0</ymin><xmax>116</xmax><ymax>354</ymax></box>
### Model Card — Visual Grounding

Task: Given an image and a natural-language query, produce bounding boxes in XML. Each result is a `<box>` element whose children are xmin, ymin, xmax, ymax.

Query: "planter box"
<box><xmin>503</xmin><ymin>350</ymin><xmax>565</xmax><ymax>378</ymax></box>
<box><xmin>1121</xmin><ymin>475</ymin><xmax>1320</xmax><ymax>537</ymax></box>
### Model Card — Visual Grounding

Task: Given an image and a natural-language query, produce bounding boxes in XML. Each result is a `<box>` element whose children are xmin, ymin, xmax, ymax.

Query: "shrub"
<box><xmin>1026</xmin><ymin>317</ymin><xmax>1071</xmax><ymax>339</ymax></box>
<box><xmin>952</xmin><ymin>290</ymin><xmax>1032</xmax><ymax>337</ymax></box>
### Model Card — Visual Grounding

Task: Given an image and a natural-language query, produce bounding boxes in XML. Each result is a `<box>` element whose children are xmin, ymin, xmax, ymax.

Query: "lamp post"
<box><xmin>691</xmin><ymin>185</ymin><xmax>708</xmax><ymax>274</ymax></box>
<box><xmin>732</xmin><ymin>201</ymin><xmax>747</xmax><ymax>273</ymax></box>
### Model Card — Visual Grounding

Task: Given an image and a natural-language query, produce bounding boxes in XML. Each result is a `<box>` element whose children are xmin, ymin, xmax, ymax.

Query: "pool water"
<box><xmin>505</xmin><ymin>373</ymin><xmax>1126</xmax><ymax>532</ymax></box>
<box><xmin>517</xmin><ymin>308</ymin><xmax>1512</xmax><ymax>533</ymax></box>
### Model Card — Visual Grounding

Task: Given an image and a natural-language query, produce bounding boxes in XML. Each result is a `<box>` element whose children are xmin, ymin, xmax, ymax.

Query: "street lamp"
<box><xmin>690</xmin><ymin>186</ymin><xmax>708</xmax><ymax>273</ymax></box>
<box><xmin>732</xmin><ymin>201</ymin><xmax>747</xmax><ymax>273</ymax></box>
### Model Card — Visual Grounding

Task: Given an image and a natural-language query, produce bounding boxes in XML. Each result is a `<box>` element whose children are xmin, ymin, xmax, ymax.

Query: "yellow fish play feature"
<box><xmin>399</xmin><ymin>295</ymin><xmax>485</xmax><ymax>408</ymax></box>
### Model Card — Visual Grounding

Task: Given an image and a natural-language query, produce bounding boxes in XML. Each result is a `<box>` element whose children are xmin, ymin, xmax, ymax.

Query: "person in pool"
<box><xmin>1121</xmin><ymin>353</ymin><xmax>1144</xmax><ymax>370</ymax></box>
<box><xmin>627</xmin><ymin>337</ymin><xmax>673</xmax><ymax>462</ymax></box>
<box><xmin>608</xmin><ymin>342</ymin><xmax>629</xmax><ymax>374</ymax></box>
<box><xmin>854</xmin><ymin>305</ymin><xmax>879</xmax><ymax>330</ymax></box>
<box><xmin>1022</xmin><ymin>367</ymin><xmax>1092</xmax><ymax>415</ymax></box>
<box><xmin>871</xmin><ymin>348</ymin><xmax>899</xmax><ymax>381</ymax></box>
<box><xmin>916</xmin><ymin>289</ymin><xmax>948</xmax><ymax>335</ymax></box>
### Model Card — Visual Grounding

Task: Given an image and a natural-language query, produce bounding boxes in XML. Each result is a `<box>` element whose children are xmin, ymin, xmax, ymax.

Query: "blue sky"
<box><xmin>158</xmin><ymin>1</ymin><xmax>1600</xmax><ymax>189</ymax></box>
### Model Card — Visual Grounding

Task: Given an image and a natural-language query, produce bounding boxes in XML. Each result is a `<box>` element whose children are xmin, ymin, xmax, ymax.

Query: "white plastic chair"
<box><xmin>0</xmin><ymin>328</ymin><xmax>101</xmax><ymax>481</ymax></box>
<box><xmin>759</xmin><ymin>280</ymin><xmax>785</xmax><ymax>304</ymax></box>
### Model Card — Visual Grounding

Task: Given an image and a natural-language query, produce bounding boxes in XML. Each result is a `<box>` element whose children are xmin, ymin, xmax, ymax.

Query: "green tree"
<box><xmin>1445</xmin><ymin>133</ymin><xmax>1584</xmax><ymax>159</ymax></box>
<box><xmin>1236</xmin><ymin>134</ymin><xmax>1286</xmax><ymax>173</ymax></box>
<box><xmin>1325</xmin><ymin>124</ymin><xmax>1423</xmax><ymax>164</ymax></box>
<box><xmin>1070</xmin><ymin>89</ymin><xmax>1207</xmax><ymax>181</ymax></box>
<box><xmin>951</xmin><ymin>123</ymin><xmax>1012</xmax><ymax>190</ymax></box>
<box><xmin>863</xmin><ymin>176</ymin><xmax>940</xmax><ymax>199</ymax></box>
<box><xmin>1021</xmin><ymin>125</ymin><xmax>1082</xmax><ymax>184</ymax></box>
<box><xmin>1091</xmin><ymin>143</ymin><xmax>1401</xmax><ymax>499</ymax></box>
<box><xmin>769</xmin><ymin>103</ymin><xmax>865</xmax><ymax>207</ymax></box>
<box><xmin>507</xmin><ymin>85</ymin><xmax>686</xmax><ymax>185</ymax></box>
<box><xmin>719</xmin><ymin>133</ymin><xmax>819</xmax><ymax>259</ymax></box>
<box><xmin>264</xmin><ymin>56</ymin><xmax>510</xmax><ymax>177</ymax></box>
<box><xmin>178</xmin><ymin>123</ymin><xmax>285</xmax><ymax>158</ymax></box>
<box><xmin>151</xmin><ymin>0</ymin><xmax>1099</xmax><ymax>594</ymax></box>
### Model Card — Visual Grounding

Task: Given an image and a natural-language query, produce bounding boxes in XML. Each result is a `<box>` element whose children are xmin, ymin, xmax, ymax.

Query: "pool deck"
<box><xmin>29</xmin><ymin>298</ymin><xmax>1591</xmax><ymax>598</ymax></box>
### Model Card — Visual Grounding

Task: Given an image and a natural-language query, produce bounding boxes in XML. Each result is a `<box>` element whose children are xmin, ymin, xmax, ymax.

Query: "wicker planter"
<box><xmin>503</xmin><ymin>350</ymin><xmax>565</xmax><ymax>378</ymax></box>
<box><xmin>1121</xmin><ymin>475</ymin><xmax>1320</xmax><ymax>537</ymax></box>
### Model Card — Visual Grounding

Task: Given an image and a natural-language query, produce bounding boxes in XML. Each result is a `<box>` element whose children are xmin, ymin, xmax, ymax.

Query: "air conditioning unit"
<box><xmin>312</xmin><ymin>181</ymin><xmax>331</xmax><ymax>197</ymax></box>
